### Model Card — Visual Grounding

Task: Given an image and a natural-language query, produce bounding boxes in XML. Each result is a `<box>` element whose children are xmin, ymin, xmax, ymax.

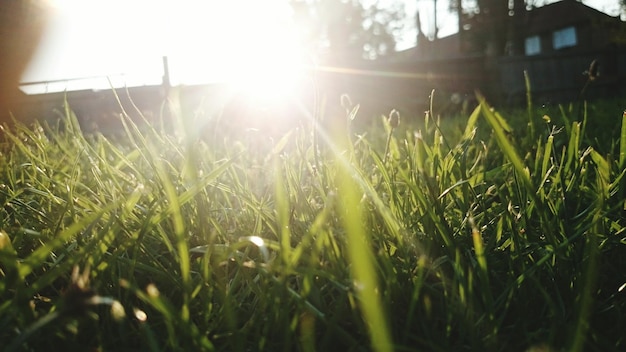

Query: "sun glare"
<box><xmin>36</xmin><ymin>0</ymin><xmax>308</xmax><ymax>104</ymax></box>
<box><xmin>165</xmin><ymin>0</ymin><xmax>307</xmax><ymax>103</ymax></box>
<box><xmin>227</xmin><ymin>39</ymin><xmax>306</xmax><ymax>104</ymax></box>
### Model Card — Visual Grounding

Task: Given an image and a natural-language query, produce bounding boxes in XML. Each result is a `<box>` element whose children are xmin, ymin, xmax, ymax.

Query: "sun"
<box><xmin>217</xmin><ymin>2</ymin><xmax>308</xmax><ymax>104</ymax></box>
<box><xmin>158</xmin><ymin>0</ymin><xmax>309</xmax><ymax>104</ymax></box>
<box><xmin>225</xmin><ymin>30</ymin><xmax>305</xmax><ymax>104</ymax></box>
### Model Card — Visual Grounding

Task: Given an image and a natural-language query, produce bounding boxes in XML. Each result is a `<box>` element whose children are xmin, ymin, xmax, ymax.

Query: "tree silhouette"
<box><xmin>290</xmin><ymin>0</ymin><xmax>404</xmax><ymax>62</ymax></box>
<box><xmin>444</xmin><ymin>0</ymin><xmax>531</xmax><ymax>56</ymax></box>
<box><xmin>463</xmin><ymin>0</ymin><xmax>510</xmax><ymax>55</ymax></box>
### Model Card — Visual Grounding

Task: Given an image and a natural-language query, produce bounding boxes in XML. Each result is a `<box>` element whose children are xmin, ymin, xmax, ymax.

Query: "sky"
<box><xmin>22</xmin><ymin>0</ymin><xmax>300</xmax><ymax>93</ymax></box>
<box><xmin>21</xmin><ymin>0</ymin><xmax>623</xmax><ymax>94</ymax></box>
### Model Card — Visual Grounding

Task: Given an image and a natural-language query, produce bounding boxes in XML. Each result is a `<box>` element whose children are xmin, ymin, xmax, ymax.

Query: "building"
<box><xmin>384</xmin><ymin>0</ymin><xmax>626</xmax><ymax>106</ymax></box>
<box><xmin>516</xmin><ymin>0</ymin><xmax>622</xmax><ymax>56</ymax></box>
<box><xmin>500</xmin><ymin>0</ymin><xmax>626</xmax><ymax>103</ymax></box>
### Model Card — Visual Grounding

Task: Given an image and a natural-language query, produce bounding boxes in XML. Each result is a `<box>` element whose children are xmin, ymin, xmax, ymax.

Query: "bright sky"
<box><xmin>22</xmin><ymin>0</ymin><xmax>302</xmax><ymax>94</ymax></box>
<box><xmin>21</xmin><ymin>0</ymin><xmax>622</xmax><ymax>94</ymax></box>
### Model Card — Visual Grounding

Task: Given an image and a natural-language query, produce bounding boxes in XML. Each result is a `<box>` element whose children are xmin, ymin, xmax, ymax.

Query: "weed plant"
<box><xmin>0</xmin><ymin>91</ymin><xmax>625</xmax><ymax>351</ymax></box>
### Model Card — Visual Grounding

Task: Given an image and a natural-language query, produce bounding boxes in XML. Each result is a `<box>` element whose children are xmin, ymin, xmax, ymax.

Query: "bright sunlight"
<box><xmin>25</xmin><ymin>0</ymin><xmax>307</xmax><ymax>103</ymax></box>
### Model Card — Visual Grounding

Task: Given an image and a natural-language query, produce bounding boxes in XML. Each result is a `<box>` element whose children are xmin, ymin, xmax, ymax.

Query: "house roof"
<box><xmin>523</xmin><ymin>0</ymin><xmax>617</xmax><ymax>35</ymax></box>
<box><xmin>388</xmin><ymin>0</ymin><xmax>623</xmax><ymax>62</ymax></box>
<box><xmin>389</xmin><ymin>33</ymin><xmax>464</xmax><ymax>62</ymax></box>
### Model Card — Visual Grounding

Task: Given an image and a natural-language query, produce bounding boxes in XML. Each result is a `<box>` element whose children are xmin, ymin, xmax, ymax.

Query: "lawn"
<box><xmin>1</xmin><ymin>90</ymin><xmax>625</xmax><ymax>351</ymax></box>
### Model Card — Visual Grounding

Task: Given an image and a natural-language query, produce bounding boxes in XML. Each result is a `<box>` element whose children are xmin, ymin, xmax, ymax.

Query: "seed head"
<box><xmin>587</xmin><ymin>59</ymin><xmax>599</xmax><ymax>81</ymax></box>
<box><xmin>111</xmin><ymin>301</ymin><xmax>126</xmax><ymax>321</ymax></box>
<box><xmin>340</xmin><ymin>94</ymin><xmax>353</xmax><ymax>112</ymax></box>
<box><xmin>146</xmin><ymin>283</ymin><xmax>160</xmax><ymax>298</ymax></box>
<box><xmin>388</xmin><ymin>109</ymin><xmax>400</xmax><ymax>129</ymax></box>
<box><xmin>0</xmin><ymin>230</ymin><xmax>15</xmax><ymax>253</ymax></box>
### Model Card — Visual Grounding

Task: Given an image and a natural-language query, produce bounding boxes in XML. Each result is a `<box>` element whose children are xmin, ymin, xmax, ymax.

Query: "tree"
<box><xmin>290</xmin><ymin>0</ymin><xmax>405</xmax><ymax>62</ymax></box>
<box><xmin>446</xmin><ymin>0</ymin><xmax>530</xmax><ymax>56</ymax></box>
<box><xmin>1</xmin><ymin>1</ymin><xmax>48</xmax><ymax>125</ymax></box>
<box><xmin>464</xmin><ymin>0</ymin><xmax>510</xmax><ymax>55</ymax></box>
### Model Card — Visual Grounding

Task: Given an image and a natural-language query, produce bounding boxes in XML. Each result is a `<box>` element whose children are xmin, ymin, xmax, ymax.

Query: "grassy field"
<box><xmin>1</xmin><ymin>91</ymin><xmax>625</xmax><ymax>351</ymax></box>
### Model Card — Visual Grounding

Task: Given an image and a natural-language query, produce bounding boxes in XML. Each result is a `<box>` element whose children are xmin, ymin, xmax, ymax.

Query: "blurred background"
<box><xmin>4</xmin><ymin>0</ymin><xmax>626</xmax><ymax>132</ymax></box>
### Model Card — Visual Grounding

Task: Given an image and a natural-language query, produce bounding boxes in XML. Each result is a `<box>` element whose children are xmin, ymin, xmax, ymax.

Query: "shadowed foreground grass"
<box><xmin>1</xmin><ymin>95</ymin><xmax>625</xmax><ymax>351</ymax></box>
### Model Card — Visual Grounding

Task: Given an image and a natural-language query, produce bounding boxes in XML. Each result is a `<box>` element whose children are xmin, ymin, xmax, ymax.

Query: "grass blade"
<box><xmin>478</xmin><ymin>97</ymin><xmax>534</xmax><ymax>193</ymax></box>
<box><xmin>335</xmin><ymin>157</ymin><xmax>392</xmax><ymax>352</ymax></box>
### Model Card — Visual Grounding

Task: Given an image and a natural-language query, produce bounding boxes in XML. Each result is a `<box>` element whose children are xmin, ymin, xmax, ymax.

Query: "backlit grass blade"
<box><xmin>463</xmin><ymin>105</ymin><xmax>481</xmax><ymax>140</ymax></box>
<box><xmin>274</xmin><ymin>157</ymin><xmax>292</xmax><ymax>265</ymax></box>
<box><xmin>524</xmin><ymin>70</ymin><xmax>535</xmax><ymax>141</ymax></box>
<box><xmin>541</xmin><ymin>135</ymin><xmax>554</xmax><ymax>178</ymax></box>
<box><xmin>479</xmin><ymin>97</ymin><xmax>534</xmax><ymax>194</ymax></box>
<box><xmin>142</xmin><ymin>138</ymin><xmax>191</xmax><ymax>322</ymax></box>
<box><xmin>19</xmin><ymin>204</ymin><xmax>116</xmax><ymax>279</ymax></box>
<box><xmin>619</xmin><ymin>111</ymin><xmax>626</xmax><ymax>170</ymax></box>
<box><xmin>589</xmin><ymin>149</ymin><xmax>609</xmax><ymax>188</ymax></box>
<box><xmin>470</xmin><ymin>217</ymin><xmax>496</xmax><ymax>341</ymax></box>
<box><xmin>565</xmin><ymin>121</ymin><xmax>581</xmax><ymax>172</ymax></box>
<box><xmin>336</xmin><ymin>158</ymin><xmax>392</xmax><ymax>352</ymax></box>
<box><xmin>570</xmin><ymin>170</ymin><xmax>604</xmax><ymax>352</ymax></box>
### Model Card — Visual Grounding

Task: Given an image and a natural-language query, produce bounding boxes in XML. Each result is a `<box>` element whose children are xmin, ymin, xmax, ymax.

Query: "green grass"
<box><xmin>1</xmin><ymin>91</ymin><xmax>625</xmax><ymax>351</ymax></box>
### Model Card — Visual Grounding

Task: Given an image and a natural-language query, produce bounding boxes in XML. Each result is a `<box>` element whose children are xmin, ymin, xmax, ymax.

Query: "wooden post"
<box><xmin>162</xmin><ymin>56</ymin><xmax>171</xmax><ymax>95</ymax></box>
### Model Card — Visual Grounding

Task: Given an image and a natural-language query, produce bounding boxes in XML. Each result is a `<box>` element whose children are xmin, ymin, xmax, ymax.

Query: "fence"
<box><xmin>9</xmin><ymin>49</ymin><xmax>626</xmax><ymax>132</ymax></box>
<box><xmin>311</xmin><ymin>55</ymin><xmax>488</xmax><ymax>118</ymax></box>
<box><xmin>498</xmin><ymin>48</ymin><xmax>626</xmax><ymax>105</ymax></box>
